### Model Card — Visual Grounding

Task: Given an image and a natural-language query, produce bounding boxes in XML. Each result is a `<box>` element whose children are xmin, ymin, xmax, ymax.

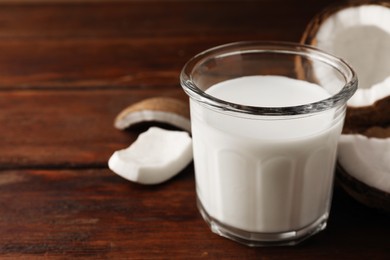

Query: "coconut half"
<box><xmin>302</xmin><ymin>1</ymin><xmax>390</xmax><ymax>90</ymax></box>
<box><xmin>301</xmin><ymin>1</ymin><xmax>390</xmax><ymax>211</ymax></box>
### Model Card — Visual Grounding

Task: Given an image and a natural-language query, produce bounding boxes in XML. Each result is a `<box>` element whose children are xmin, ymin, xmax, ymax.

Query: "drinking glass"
<box><xmin>180</xmin><ymin>41</ymin><xmax>357</xmax><ymax>246</ymax></box>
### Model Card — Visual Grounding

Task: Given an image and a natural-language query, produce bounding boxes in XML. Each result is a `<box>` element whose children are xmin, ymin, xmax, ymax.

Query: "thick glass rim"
<box><xmin>180</xmin><ymin>41</ymin><xmax>358</xmax><ymax>116</ymax></box>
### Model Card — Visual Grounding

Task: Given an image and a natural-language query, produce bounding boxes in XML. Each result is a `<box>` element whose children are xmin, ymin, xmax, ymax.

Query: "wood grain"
<box><xmin>0</xmin><ymin>169</ymin><xmax>388</xmax><ymax>259</ymax></box>
<box><xmin>0</xmin><ymin>0</ymin><xmax>327</xmax><ymax>89</ymax></box>
<box><xmin>0</xmin><ymin>89</ymin><xmax>187</xmax><ymax>168</ymax></box>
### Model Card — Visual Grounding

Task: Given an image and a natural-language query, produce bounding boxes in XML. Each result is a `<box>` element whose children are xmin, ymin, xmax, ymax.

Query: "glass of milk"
<box><xmin>180</xmin><ymin>41</ymin><xmax>357</xmax><ymax>246</ymax></box>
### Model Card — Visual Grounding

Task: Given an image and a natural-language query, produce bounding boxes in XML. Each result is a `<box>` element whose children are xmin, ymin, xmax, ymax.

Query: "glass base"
<box><xmin>197</xmin><ymin>197</ymin><xmax>328</xmax><ymax>247</ymax></box>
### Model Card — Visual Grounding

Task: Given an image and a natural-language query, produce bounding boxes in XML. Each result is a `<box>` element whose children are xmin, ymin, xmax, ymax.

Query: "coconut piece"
<box><xmin>301</xmin><ymin>1</ymin><xmax>390</xmax><ymax>211</ymax></box>
<box><xmin>338</xmin><ymin>134</ymin><xmax>390</xmax><ymax>193</ymax></box>
<box><xmin>300</xmin><ymin>1</ymin><xmax>390</xmax><ymax>128</ymax></box>
<box><xmin>114</xmin><ymin>97</ymin><xmax>191</xmax><ymax>132</ymax></box>
<box><xmin>301</xmin><ymin>1</ymin><xmax>390</xmax><ymax>90</ymax></box>
<box><xmin>337</xmin><ymin>134</ymin><xmax>390</xmax><ymax>212</ymax></box>
<box><xmin>108</xmin><ymin>127</ymin><xmax>192</xmax><ymax>185</ymax></box>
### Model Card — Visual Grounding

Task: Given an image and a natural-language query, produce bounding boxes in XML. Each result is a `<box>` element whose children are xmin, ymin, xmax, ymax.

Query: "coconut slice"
<box><xmin>114</xmin><ymin>97</ymin><xmax>191</xmax><ymax>132</ymax></box>
<box><xmin>337</xmin><ymin>134</ymin><xmax>390</xmax><ymax>212</ymax></box>
<box><xmin>301</xmin><ymin>1</ymin><xmax>390</xmax><ymax>211</ymax></box>
<box><xmin>108</xmin><ymin>127</ymin><xmax>192</xmax><ymax>185</ymax></box>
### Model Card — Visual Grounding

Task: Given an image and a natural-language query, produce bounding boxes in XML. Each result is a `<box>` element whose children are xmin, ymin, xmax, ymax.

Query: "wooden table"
<box><xmin>0</xmin><ymin>0</ymin><xmax>388</xmax><ymax>259</ymax></box>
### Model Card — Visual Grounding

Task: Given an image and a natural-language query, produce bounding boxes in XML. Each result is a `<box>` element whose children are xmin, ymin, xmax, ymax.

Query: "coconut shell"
<box><xmin>114</xmin><ymin>97</ymin><xmax>191</xmax><ymax>132</ymax></box>
<box><xmin>116</xmin><ymin>97</ymin><xmax>190</xmax><ymax>122</ymax></box>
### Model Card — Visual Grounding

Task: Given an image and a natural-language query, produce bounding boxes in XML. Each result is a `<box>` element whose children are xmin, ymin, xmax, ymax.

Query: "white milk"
<box><xmin>190</xmin><ymin>75</ymin><xmax>344</xmax><ymax>233</ymax></box>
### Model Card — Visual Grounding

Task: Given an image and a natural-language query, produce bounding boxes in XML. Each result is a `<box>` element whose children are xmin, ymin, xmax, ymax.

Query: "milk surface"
<box><xmin>191</xmin><ymin>75</ymin><xmax>344</xmax><ymax>233</ymax></box>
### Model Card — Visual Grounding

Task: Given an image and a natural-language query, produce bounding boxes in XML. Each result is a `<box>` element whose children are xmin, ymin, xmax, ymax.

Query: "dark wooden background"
<box><xmin>0</xmin><ymin>0</ymin><xmax>388</xmax><ymax>259</ymax></box>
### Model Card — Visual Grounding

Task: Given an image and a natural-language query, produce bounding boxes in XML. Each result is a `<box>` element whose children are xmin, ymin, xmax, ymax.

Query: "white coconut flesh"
<box><xmin>315</xmin><ymin>5</ymin><xmax>390</xmax><ymax>91</ymax></box>
<box><xmin>338</xmin><ymin>135</ymin><xmax>390</xmax><ymax>193</ymax></box>
<box><xmin>108</xmin><ymin>127</ymin><xmax>193</xmax><ymax>185</ymax></box>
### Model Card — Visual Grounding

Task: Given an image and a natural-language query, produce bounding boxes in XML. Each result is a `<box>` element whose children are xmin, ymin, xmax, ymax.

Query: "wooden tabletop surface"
<box><xmin>0</xmin><ymin>0</ymin><xmax>388</xmax><ymax>259</ymax></box>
